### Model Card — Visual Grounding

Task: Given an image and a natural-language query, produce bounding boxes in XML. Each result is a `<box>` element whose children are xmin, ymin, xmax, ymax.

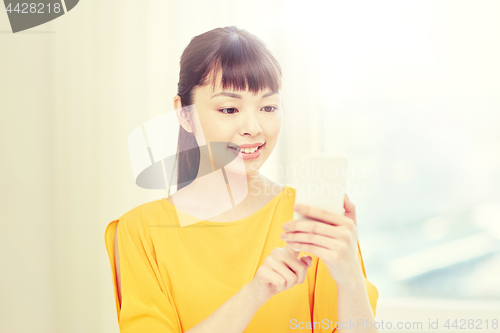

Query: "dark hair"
<box><xmin>176</xmin><ymin>26</ymin><xmax>282</xmax><ymax>190</ymax></box>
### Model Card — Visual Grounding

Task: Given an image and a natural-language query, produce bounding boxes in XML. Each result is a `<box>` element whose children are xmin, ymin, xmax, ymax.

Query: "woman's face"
<box><xmin>179</xmin><ymin>72</ymin><xmax>282</xmax><ymax>176</ymax></box>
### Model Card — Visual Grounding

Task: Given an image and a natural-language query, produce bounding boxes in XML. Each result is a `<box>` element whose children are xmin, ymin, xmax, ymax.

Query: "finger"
<box><xmin>258</xmin><ymin>265</ymin><xmax>287</xmax><ymax>292</ymax></box>
<box><xmin>286</xmin><ymin>242</ymin><xmax>330</xmax><ymax>262</ymax></box>
<box><xmin>266</xmin><ymin>254</ymin><xmax>298</xmax><ymax>289</ymax></box>
<box><xmin>271</xmin><ymin>248</ymin><xmax>301</xmax><ymax>276</ymax></box>
<box><xmin>283</xmin><ymin>220</ymin><xmax>338</xmax><ymax>238</ymax></box>
<box><xmin>293</xmin><ymin>204</ymin><xmax>351</xmax><ymax>226</ymax></box>
<box><xmin>301</xmin><ymin>255</ymin><xmax>313</xmax><ymax>267</ymax></box>
<box><xmin>274</xmin><ymin>247</ymin><xmax>310</xmax><ymax>277</ymax></box>
<box><xmin>297</xmin><ymin>255</ymin><xmax>312</xmax><ymax>284</ymax></box>
<box><xmin>282</xmin><ymin>231</ymin><xmax>335</xmax><ymax>249</ymax></box>
<box><xmin>344</xmin><ymin>193</ymin><xmax>357</xmax><ymax>225</ymax></box>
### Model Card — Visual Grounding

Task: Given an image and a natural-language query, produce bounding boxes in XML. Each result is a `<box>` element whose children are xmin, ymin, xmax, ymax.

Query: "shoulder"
<box><xmin>263</xmin><ymin>181</ymin><xmax>296</xmax><ymax>205</ymax></box>
<box><xmin>117</xmin><ymin>198</ymin><xmax>166</xmax><ymax>231</ymax></box>
<box><xmin>277</xmin><ymin>184</ymin><xmax>296</xmax><ymax>203</ymax></box>
<box><xmin>264</xmin><ymin>183</ymin><xmax>296</xmax><ymax>212</ymax></box>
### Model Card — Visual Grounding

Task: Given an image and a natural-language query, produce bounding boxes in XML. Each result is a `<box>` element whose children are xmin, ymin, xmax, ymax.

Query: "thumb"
<box><xmin>300</xmin><ymin>255</ymin><xmax>312</xmax><ymax>267</ymax></box>
<box><xmin>344</xmin><ymin>193</ymin><xmax>357</xmax><ymax>225</ymax></box>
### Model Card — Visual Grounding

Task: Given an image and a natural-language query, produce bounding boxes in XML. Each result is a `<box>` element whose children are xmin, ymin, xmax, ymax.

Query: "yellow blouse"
<box><xmin>104</xmin><ymin>186</ymin><xmax>378</xmax><ymax>332</ymax></box>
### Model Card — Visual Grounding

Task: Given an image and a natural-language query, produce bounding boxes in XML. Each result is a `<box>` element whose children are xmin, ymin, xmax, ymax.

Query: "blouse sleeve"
<box><xmin>307</xmin><ymin>239</ymin><xmax>379</xmax><ymax>332</ymax></box>
<box><xmin>356</xmin><ymin>239</ymin><xmax>379</xmax><ymax>317</ymax></box>
<box><xmin>104</xmin><ymin>213</ymin><xmax>183</xmax><ymax>332</ymax></box>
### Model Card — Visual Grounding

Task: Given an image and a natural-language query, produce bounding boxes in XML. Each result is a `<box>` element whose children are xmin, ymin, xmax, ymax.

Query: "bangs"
<box><xmin>201</xmin><ymin>34</ymin><xmax>282</xmax><ymax>95</ymax></box>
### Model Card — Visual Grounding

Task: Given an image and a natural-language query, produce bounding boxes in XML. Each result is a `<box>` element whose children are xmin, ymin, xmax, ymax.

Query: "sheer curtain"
<box><xmin>1</xmin><ymin>0</ymin><xmax>320</xmax><ymax>332</ymax></box>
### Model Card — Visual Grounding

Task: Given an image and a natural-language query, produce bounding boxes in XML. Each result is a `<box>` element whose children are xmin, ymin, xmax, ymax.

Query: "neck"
<box><xmin>193</xmin><ymin>150</ymin><xmax>272</xmax><ymax>203</ymax></box>
<box><xmin>196</xmin><ymin>167</ymin><xmax>266</xmax><ymax>195</ymax></box>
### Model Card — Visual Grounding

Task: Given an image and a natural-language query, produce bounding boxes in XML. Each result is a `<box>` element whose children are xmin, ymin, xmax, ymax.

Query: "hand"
<box><xmin>280</xmin><ymin>194</ymin><xmax>363</xmax><ymax>286</ymax></box>
<box><xmin>246</xmin><ymin>244</ymin><xmax>312</xmax><ymax>306</ymax></box>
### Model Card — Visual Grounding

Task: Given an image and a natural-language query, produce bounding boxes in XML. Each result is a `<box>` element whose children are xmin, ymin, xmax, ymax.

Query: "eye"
<box><xmin>261</xmin><ymin>106</ymin><xmax>277</xmax><ymax>113</ymax></box>
<box><xmin>218</xmin><ymin>108</ymin><xmax>238</xmax><ymax>114</ymax></box>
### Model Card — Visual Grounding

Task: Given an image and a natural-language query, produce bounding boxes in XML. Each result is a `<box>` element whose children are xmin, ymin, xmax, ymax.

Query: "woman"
<box><xmin>105</xmin><ymin>26</ymin><xmax>379</xmax><ymax>333</ymax></box>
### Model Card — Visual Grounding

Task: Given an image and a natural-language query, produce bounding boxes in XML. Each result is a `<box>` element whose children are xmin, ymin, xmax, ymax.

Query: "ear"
<box><xmin>174</xmin><ymin>95</ymin><xmax>194</xmax><ymax>133</ymax></box>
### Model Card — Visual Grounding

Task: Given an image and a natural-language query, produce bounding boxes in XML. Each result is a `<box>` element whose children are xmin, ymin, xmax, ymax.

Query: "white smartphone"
<box><xmin>293</xmin><ymin>154</ymin><xmax>349</xmax><ymax>221</ymax></box>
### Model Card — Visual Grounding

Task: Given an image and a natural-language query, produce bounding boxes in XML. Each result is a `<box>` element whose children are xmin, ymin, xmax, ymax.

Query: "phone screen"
<box><xmin>293</xmin><ymin>154</ymin><xmax>349</xmax><ymax>220</ymax></box>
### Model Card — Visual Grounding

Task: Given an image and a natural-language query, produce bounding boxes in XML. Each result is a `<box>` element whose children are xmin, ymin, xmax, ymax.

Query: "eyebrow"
<box><xmin>211</xmin><ymin>91</ymin><xmax>279</xmax><ymax>99</ymax></box>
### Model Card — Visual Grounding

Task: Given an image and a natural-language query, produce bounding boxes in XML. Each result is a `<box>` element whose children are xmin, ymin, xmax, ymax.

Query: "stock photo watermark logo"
<box><xmin>3</xmin><ymin>0</ymin><xmax>79</xmax><ymax>33</ymax></box>
<box><xmin>129</xmin><ymin>105</ymin><xmax>249</xmax><ymax>227</ymax></box>
<box><xmin>129</xmin><ymin>105</ymin><xmax>367</xmax><ymax>228</ymax></box>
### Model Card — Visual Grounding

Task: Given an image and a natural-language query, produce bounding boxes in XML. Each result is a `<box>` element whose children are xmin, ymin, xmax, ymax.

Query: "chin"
<box><xmin>224</xmin><ymin>158</ymin><xmax>265</xmax><ymax>176</ymax></box>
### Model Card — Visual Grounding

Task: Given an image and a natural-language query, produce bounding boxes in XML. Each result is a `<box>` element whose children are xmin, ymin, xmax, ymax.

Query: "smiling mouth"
<box><xmin>228</xmin><ymin>143</ymin><xmax>265</xmax><ymax>154</ymax></box>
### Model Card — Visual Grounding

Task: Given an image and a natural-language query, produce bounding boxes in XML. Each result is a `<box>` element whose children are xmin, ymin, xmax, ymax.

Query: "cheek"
<box><xmin>262</xmin><ymin>115</ymin><xmax>282</xmax><ymax>141</ymax></box>
<box><xmin>198</xmin><ymin>117</ymin><xmax>237</xmax><ymax>142</ymax></box>
<box><xmin>192</xmin><ymin>111</ymin><xmax>226</xmax><ymax>144</ymax></box>
<box><xmin>200</xmin><ymin>122</ymin><xmax>232</xmax><ymax>142</ymax></box>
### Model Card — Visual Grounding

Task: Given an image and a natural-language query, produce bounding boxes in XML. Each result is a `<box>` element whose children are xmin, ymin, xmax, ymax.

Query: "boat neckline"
<box><xmin>160</xmin><ymin>185</ymin><xmax>291</xmax><ymax>226</ymax></box>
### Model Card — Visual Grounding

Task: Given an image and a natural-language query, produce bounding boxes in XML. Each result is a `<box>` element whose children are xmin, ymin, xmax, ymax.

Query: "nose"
<box><xmin>239</xmin><ymin>110</ymin><xmax>262</xmax><ymax>136</ymax></box>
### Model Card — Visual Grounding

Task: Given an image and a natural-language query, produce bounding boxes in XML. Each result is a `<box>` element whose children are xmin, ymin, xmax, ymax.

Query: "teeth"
<box><xmin>235</xmin><ymin>146</ymin><xmax>259</xmax><ymax>153</ymax></box>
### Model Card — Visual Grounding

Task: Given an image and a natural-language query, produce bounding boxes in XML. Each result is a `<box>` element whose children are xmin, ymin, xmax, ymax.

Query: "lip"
<box><xmin>229</xmin><ymin>142</ymin><xmax>264</xmax><ymax>149</ymax></box>
<box><xmin>228</xmin><ymin>142</ymin><xmax>265</xmax><ymax>160</ymax></box>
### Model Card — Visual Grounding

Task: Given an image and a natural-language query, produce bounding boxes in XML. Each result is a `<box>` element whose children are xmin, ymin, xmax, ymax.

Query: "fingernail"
<box><xmin>282</xmin><ymin>224</ymin><xmax>290</xmax><ymax>230</ymax></box>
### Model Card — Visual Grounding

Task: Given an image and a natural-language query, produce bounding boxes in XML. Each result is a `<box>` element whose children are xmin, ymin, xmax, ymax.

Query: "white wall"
<box><xmin>1</xmin><ymin>1</ymin><xmax>499</xmax><ymax>332</ymax></box>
